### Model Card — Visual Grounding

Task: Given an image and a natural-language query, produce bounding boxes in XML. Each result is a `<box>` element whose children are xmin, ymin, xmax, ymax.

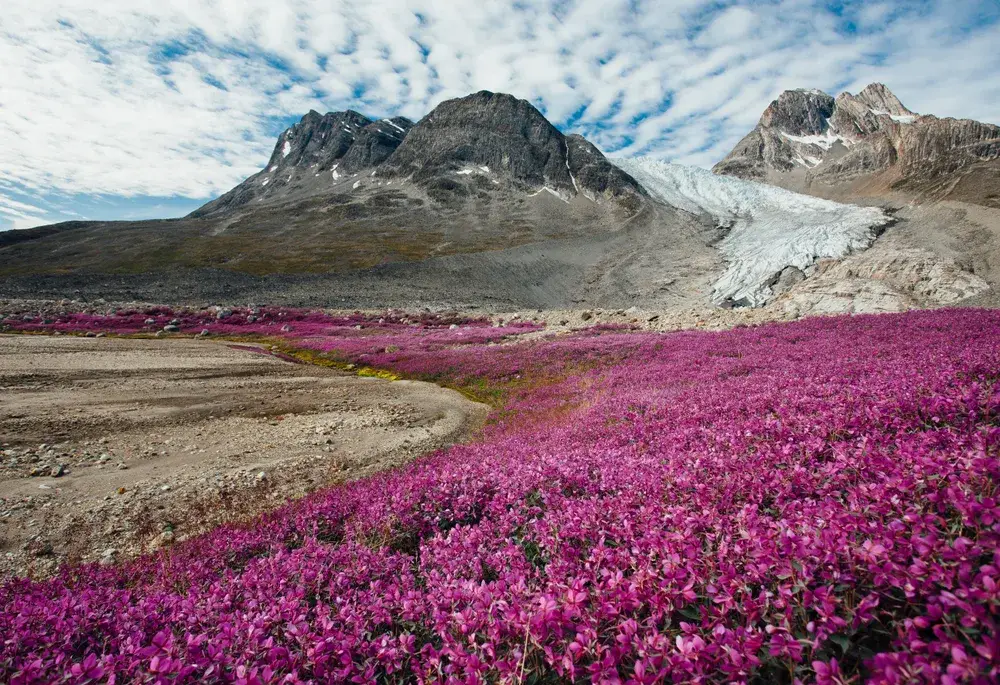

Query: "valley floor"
<box><xmin>0</xmin><ymin>335</ymin><xmax>486</xmax><ymax>578</ymax></box>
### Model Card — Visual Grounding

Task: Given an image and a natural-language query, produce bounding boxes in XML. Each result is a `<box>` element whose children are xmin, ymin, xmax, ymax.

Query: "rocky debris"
<box><xmin>713</xmin><ymin>83</ymin><xmax>1000</xmax><ymax>207</ymax></box>
<box><xmin>773</xmin><ymin>247</ymin><xmax>990</xmax><ymax>316</ymax></box>
<box><xmin>769</xmin><ymin>266</ymin><xmax>807</xmax><ymax>297</ymax></box>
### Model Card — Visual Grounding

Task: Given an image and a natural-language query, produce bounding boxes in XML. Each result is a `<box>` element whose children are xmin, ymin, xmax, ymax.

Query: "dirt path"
<box><xmin>0</xmin><ymin>335</ymin><xmax>488</xmax><ymax>578</ymax></box>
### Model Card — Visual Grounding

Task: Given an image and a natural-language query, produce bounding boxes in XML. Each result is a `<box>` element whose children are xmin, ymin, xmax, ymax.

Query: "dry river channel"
<box><xmin>0</xmin><ymin>334</ymin><xmax>488</xmax><ymax>578</ymax></box>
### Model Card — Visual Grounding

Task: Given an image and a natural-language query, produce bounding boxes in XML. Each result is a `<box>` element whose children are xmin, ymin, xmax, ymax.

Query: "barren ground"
<box><xmin>0</xmin><ymin>335</ymin><xmax>487</xmax><ymax>578</ymax></box>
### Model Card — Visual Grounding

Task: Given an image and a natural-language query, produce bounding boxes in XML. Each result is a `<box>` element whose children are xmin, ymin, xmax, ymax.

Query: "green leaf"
<box><xmin>829</xmin><ymin>633</ymin><xmax>852</xmax><ymax>655</ymax></box>
<box><xmin>679</xmin><ymin>605</ymin><xmax>702</xmax><ymax>621</ymax></box>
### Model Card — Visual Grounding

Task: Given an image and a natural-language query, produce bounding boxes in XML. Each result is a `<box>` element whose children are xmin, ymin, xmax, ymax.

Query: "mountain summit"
<box><xmin>713</xmin><ymin>83</ymin><xmax>1000</xmax><ymax>206</ymax></box>
<box><xmin>378</xmin><ymin>91</ymin><xmax>644</xmax><ymax>208</ymax></box>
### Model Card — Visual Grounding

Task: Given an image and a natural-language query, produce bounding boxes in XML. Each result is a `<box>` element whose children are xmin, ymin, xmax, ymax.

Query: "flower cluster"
<box><xmin>2</xmin><ymin>309</ymin><xmax>999</xmax><ymax>683</ymax></box>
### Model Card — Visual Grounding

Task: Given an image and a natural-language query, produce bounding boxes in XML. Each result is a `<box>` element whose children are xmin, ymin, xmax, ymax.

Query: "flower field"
<box><xmin>2</xmin><ymin>308</ymin><xmax>999</xmax><ymax>683</ymax></box>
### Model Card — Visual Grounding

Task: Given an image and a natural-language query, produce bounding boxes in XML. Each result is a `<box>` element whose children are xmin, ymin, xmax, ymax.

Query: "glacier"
<box><xmin>612</xmin><ymin>157</ymin><xmax>890</xmax><ymax>306</ymax></box>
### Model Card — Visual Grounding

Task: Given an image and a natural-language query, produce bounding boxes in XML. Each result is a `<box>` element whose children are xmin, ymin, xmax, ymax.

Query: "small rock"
<box><xmin>50</xmin><ymin>464</ymin><xmax>65</xmax><ymax>478</ymax></box>
<box><xmin>163</xmin><ymin>325</ymin><xmax>180</xmax><ymax>333</ymax></box>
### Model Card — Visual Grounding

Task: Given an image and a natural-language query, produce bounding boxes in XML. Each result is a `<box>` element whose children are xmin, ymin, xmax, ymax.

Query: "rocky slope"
<box><xmin>713</xmin><ymin>83</ymin><xmax>1000</xmax><ymax>207</ymax></box>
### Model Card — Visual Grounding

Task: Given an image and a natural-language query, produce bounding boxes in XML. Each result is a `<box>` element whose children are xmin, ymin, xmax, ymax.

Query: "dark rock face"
<box><xmin>565</xmin><ymin>134</ymin><xmax>645</xmax><ymax>210</ymax></box>
<box><xmin>380</xmin><ymin>91</ymin><xmax>572</xmax><ymax>189</ymax></box>
<box><xmin>340</xmin><ymin>117</ymin><xmax>414</xmax><ymax>171</ymax></box>
<box><xmin>713</xmin><ymin>83</ymin><xmax>1000</xmax><ymax>205</ymax></box>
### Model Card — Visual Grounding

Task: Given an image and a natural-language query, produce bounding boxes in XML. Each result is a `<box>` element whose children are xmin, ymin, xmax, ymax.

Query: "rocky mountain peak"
<box><xmin>377</xmin><ymin>90</ymin><xmax>645</xmax><ymax>210</ymax></box>
<box><xmin>265</xmin><ymin>110</ymin><xmax>375</xmax><ymax>173</ymax></box>
<box><xmin>379</xmin><ymin>90</ymin><xmax>572</xmax><ymax>189</ymax></box>
<box><xmin>759</xmin><ymin>89</ymin><xmax>835</xmax><ymax>135</ymax></box>
<box><xmin>853</xmin><ymin>83</ymin><xmax>915</xmax><ymax>117</ymax></box>
<box><xmin>191</xmin><ymin>109</ymin><xmax>413</xmax><ymax>218</ymax></box>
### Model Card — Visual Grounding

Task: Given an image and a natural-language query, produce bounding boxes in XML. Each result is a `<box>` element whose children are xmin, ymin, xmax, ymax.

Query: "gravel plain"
<box><xmin>0</xmin><ymin>335</ymin><xmax>487</xmax><ymax>578</ymax></box>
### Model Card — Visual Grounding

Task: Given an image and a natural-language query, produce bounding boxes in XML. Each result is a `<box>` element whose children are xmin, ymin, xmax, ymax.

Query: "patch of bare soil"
<box><xmin>0</xmin><ymin>335</ymin><xmax>488</xmax><ymax>578</ymax></box>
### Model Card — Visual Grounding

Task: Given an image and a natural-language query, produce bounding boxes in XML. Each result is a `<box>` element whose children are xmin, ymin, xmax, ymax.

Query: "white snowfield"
<box><xmin>613</xmin><ymin>157</ymin><xmax>890</xmax><ymax>306</ymax></box>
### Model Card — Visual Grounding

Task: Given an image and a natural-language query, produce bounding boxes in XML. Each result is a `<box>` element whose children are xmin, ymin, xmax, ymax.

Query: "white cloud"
<box><xmin>0</xmin><ymin>0</ymin><xmax>998</xmax><ymax>228</ymax></box>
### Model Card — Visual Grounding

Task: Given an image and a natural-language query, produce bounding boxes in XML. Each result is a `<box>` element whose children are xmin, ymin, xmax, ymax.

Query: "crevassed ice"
<box><xmin>612</xmin><ymin>157</ymin><xmax>889</xmax><ymax>306</ymax></box>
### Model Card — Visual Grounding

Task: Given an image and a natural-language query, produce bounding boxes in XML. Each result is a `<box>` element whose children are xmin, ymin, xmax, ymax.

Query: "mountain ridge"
<box><xmin>713</xmin><ymin>82</ymin><xmax>1000</xmax><ymax>207</ymax></box>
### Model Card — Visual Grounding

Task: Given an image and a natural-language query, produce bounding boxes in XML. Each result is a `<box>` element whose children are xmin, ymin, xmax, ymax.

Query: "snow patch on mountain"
<box><xmin>780</xmin><ymin>126</ymin><xmax>843</xmax><ymax>150</ymax></box>
<box><xmin>613</xmin><ymin>157</ymin><xmax>890</xmax><ymax>306</ymax></box>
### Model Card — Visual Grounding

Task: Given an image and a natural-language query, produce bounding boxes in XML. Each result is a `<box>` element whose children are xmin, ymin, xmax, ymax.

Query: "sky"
<box><xmin>2</xmin><ymin>0</ymin><xmax>999</xmax><ymax>231</ymax></box>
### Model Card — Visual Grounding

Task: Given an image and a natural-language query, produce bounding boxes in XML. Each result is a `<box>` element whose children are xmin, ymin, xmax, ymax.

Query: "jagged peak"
<box><xmin>760</xmin><ymin>88</ymin><xmax>835</xmax><ymax>135</ymax></box>
<box><xmin>845</xmin><ymin>83</ymin><xmax>916</xmax><ymax>117</ymax></box>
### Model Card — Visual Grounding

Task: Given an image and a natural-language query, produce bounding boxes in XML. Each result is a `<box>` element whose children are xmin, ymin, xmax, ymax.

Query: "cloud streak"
<box><xmin>1</xmin><ymin>0</ymin><xmax>999</xmax><ymax>228</ymax></box>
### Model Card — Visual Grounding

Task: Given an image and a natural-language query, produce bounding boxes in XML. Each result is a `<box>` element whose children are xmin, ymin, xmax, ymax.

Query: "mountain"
<box><xmin>192</xmin><ymin>90</ymin><xmax>645</xmax><ymax>218</ymax></box>
<box><xmin>713</xmin><ymin>83</ymin><xmax>1000</xmax><ymax>206</ymax></box>
<box><xmin>3</xmin><ymin>86</ymin><xmax>994</xmax><ymax>314</ymax></box>
<box><xmin>0</xmin><ymin>91</ymin><xmax>681</xmax><ymax>310</ymax></box>
<box><xmin>377</xmin><ymin>91</ymin><xmax>644</xmax><ymax>210</ymax></box>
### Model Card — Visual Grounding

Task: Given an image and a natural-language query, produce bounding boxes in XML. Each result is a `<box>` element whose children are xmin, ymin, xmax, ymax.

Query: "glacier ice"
<box><xmin>613</xmin><ymin>157</ymin><xmax>890</xmax><ymax>306</ymax></box>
